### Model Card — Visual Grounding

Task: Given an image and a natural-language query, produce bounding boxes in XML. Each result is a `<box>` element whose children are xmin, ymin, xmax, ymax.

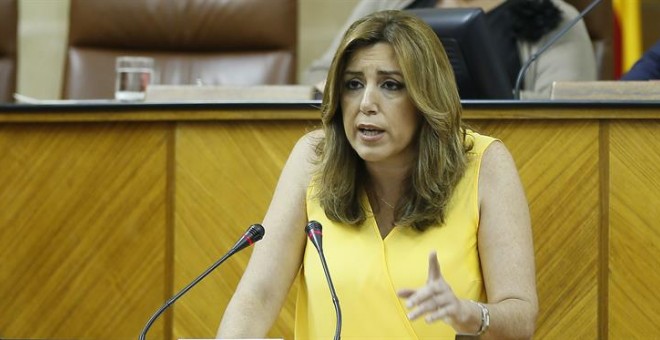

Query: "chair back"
<box><xmin>0</xmin><ymin>0</ymin><xmax>17</xmax><ymax>102</ymax></box>
<box><xmin>63</xmin><ymin>0</ymin><xmax>297</xmax><ymax>99</ymax></box>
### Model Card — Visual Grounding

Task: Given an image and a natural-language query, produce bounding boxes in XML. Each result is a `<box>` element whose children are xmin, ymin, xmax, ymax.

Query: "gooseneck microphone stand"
<box><xmin>138</xmin><ymin>224</ymin><xmax>265</xmax><ymax>340</ymax></box>
<box><xmin>306</xmin><ymin>220</ymin><xmax>342</xmax><ymax>340</ymax></box>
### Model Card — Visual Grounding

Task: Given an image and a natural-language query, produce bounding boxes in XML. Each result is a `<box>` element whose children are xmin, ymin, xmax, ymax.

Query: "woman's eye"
<box><xmin>382</xmin><ymin>80</ymin><xmax>404</xmax><ymax>91</ymax></box>
<box><xmin>345</xmin><ymin>79</ymin><xmax>363</xmax><ymax>90</ymax></box>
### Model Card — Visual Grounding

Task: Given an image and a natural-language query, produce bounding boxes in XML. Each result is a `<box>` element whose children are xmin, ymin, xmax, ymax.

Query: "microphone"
<box><xmin>513</xmin><ymin>0</ymin><xmax>603</xmax><ymax>99</ymax></box>
<box><xmin>138</xmin><ymin>223</ymin><xmax>265</xmax><ymax>340</ymax></box>
<box><xmin>305</xmin><ymin>220</ymin><xmax>342</xmax><ymax>340</ymax></box>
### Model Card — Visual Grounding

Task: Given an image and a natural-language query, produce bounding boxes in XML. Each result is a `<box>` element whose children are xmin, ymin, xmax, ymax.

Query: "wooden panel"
<box><xmin>471</xmin><ymin>120</ymin><xmax>601</xmax><ymax>339</ymax></box>
<box><xmin>0</xmin><ymin>107</ymin><xmax>322</xmax><ymax>123</ymax></box>
<box><xmin>3</xmin><ymin>105</ymin><xmax>660</xmax><ymax>123</ymax></box>
<box><xmin>173</xmin><ymin>121</ymin><xmax>315</xmax><ymax>339</ymax></box>
<box><xmin>609</xmin><ymin>121</ymin><xmax>660</xmax><ymax>337</ymax></box>
<box><xmin>0</xmin><ymin>104</ymin><xmax>656</xmax><ymax>339</ymax></box>
<box><xmin>0</xmin><ymin>123</ymin><xmax>169</xmax><ymax>338</ymax></box>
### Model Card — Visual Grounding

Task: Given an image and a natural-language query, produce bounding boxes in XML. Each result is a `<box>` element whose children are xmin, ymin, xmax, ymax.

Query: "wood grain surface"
<box><xmin>0</xmin><ymin>106</ymin><xmax>658</xmax><ymax>339</ymax></box>
<box><xmin>609</xmin><ymin>121</ymin><xmax>660</xmax><ymax>337</ymax></box>
<box><xmin>0</xmin><ymin>122</ymin><xmax>170</xmax><ymax>338</ymax></box>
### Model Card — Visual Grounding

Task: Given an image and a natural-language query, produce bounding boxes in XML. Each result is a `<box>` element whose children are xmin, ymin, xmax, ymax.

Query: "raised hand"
<box><xmin>397</xmin><ymin>251</ymin><xmax>473</xmax><ymax>331</ymax></box>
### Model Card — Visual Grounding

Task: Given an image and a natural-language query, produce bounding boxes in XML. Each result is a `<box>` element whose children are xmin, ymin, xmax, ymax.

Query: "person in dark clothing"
<box><xmin>621</xmin><ymin>40</ymin><xmax>660</xmax><ymax>80</ymax></box>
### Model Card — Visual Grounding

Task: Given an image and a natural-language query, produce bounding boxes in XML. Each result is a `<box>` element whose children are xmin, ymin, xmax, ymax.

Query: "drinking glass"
<box><xmin>115</xmin><ymin>56</ymin><xmax>154</xmax><ymax>101</ymax></box>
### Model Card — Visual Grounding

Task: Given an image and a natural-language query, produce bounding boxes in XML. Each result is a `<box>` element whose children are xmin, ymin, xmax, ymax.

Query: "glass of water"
<box><xmin>115</xmin><ymin>56</ymin><xmax>154</xmax><ymax>101</ymax></box>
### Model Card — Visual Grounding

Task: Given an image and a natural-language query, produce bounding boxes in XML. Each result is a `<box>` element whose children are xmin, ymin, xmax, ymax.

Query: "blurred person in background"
<box><xmin>303</xmin><ymin>0</ymin><xmax>597</xmax><ymax>99</ymax></box>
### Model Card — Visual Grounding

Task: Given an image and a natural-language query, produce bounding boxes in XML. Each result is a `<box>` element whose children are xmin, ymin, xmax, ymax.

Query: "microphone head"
<box><xmin>247</xmin><ymin>223</ymin><xmax>265</xmax><ymax>242</ymax></box>
<box><xmin>231</xmin><ymin>223</ymin><xmax>265</xmax><ymax>253</ymax></box>
<box><xmin>305</xmin><ymin>220</ymin><xmax>323</xmax><ymax>252</ymax></box>
<box><xmin>305</xmin><ymin>220</ymin><xmax>322</xmax><ymax>234</ymax></box>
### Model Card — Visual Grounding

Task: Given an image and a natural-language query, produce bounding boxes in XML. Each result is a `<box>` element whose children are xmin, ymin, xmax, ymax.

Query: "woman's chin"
<box><xmin>355</xmin><ymin>148</ymin><xmax>388</xmax><ymax>163</ymax></box>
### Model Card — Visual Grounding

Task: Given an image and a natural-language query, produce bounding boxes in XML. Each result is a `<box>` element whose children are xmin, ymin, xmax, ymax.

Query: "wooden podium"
<box><xmin>0</xmin><ymin>101</ymin><xmax>658</xmax><ymax>339</ymax></box>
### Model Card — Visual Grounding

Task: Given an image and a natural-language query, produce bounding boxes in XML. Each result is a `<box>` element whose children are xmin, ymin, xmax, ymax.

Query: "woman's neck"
<box><xmin>365</xmin><ymin>162</ymin><xmax>411</xmax><ymax>207</ymax></box>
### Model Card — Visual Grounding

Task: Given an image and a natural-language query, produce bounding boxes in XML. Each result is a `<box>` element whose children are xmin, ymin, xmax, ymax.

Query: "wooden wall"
<box><xmin>0</xmin><ymin>104</ymin><xmax>658</xmax><ymax>339</ymax></box>
<box><xmin>0</xmin><ymin>122</ymin><xmax>170</xmax><ymax>338</ymax></box>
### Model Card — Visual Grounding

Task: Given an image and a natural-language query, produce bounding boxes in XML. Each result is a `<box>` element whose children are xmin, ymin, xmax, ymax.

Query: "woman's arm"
<box><xmin>216</xmin><ymin>132</ymin><xmax>319</xmax><ymax>338</ymax></box>
<box><xmin>397</xmin><ymin>141</ymin><xmax>537</xmax><ymax>338</ymax></box>
<box><xmin>476</xmin><ymin>141</ymin><xmax>538</xmax><ymax>338</ymax></box>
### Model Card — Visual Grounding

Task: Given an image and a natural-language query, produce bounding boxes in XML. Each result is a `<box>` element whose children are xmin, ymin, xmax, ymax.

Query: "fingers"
<box><xmin>403</xmin><ymin>251</ymin><xmax>446</xmax><ymax>307</ymax></box>
<box><xmin>403</xmin><ymin>281</ymin><xmax>442</xmax><ymax>309</ymax></box>
<box><xmin>399</xmin><ymin>251</ymin><xmax>458</xmax><ymax>324</ymax></box>
<box><xmin>427</xmin><ymin>251</ymin><xmax>442</xmax><ymax>283</ymax></box>
<box><xmin>424</xmin><ymin>304</ymin><xmax>455</xmax><ymax>323</ymax></box>
<box><xmin>406</xmin><ymin>289</ymin><xmax>455</xmax><ymax>321</ymax></box>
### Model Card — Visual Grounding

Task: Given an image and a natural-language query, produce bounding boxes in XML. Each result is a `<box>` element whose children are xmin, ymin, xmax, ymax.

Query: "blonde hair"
<box><xmin>314</xmin><ymin>10</ymin><xmax>470</xmax><ymax>231</ymax></box>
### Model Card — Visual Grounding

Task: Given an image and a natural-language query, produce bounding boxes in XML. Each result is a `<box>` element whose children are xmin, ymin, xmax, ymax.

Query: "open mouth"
<box><xmin>359</xmin><ymin>127</ymin><xmax>384</xmax><ymax>136</ymax></box>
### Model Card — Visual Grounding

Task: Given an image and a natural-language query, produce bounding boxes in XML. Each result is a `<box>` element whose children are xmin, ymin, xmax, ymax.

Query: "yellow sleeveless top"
<box><xmin>295</xmin><ymin>132</ymin><xmax>495</xmax><ymax>339</ymax></box>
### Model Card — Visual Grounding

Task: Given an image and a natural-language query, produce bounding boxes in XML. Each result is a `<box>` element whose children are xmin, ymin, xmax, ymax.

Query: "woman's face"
<box><xmin>340</xmin><ymin>42</ymin><xmax>421</xmax><ymax>166</ymax></box>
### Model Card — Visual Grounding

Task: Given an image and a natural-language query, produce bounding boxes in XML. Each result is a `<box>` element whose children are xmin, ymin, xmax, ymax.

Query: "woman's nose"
<box><xmin>359</xmin><ymin>85</ymin><xmax>378</xmax><ymax>115</ymax></box>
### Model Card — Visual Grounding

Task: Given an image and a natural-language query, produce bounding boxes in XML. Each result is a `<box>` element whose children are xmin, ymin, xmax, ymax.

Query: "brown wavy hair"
<box><xmin>313</xmin><ymin>10</ymin><xmax>471</xmax><ymax>231</ymax></box>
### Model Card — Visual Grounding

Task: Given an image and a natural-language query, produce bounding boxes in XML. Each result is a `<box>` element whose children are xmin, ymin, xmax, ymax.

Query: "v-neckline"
<box><xmin>363</xmin><ymin>190</ymin><xmax>400</xmax><ymax>241</ymax></box>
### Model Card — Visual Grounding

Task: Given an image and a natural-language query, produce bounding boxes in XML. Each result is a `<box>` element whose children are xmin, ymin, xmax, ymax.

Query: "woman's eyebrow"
<box><xmin>343</xmin><ymin>70</ymin><xmax>402</xmax><ymax>76</ymax></box>
<box><xmin>377</xmin><ymin>70</ymin><xmax>403</xmax><ymax>77</ymax></box>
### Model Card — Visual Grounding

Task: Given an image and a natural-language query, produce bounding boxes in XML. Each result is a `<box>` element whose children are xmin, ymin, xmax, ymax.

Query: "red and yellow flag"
<box><xmin>613</xmin><ymin>0</ymin><xmax>643</xmax><ymax>78</ymax></box>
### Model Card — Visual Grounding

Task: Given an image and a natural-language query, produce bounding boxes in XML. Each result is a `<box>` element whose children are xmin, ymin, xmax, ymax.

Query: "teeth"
<box><xmin>361</xmin><ymin>129</ymin><xmax>381</xmax><ymax>136</ymax></box>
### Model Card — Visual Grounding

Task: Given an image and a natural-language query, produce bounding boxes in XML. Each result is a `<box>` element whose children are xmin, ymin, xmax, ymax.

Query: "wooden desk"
<box><xmin>1</xmin><ymin>101</ymin><xmax>658</xmax><ymax>339</ymax></box>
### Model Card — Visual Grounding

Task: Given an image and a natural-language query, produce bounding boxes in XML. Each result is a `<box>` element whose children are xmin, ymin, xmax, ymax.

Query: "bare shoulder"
<box><xmin>478</xmin><ymin>140</ymin><xmax>526</xmax><ymax>206</ymax></box>
<box><xmin>291</xmin><ymin>129</ymin><xmax>323</xmax><ymax>165</ymax></box>
<box><xmin>300</xmin><ymin>128</ymin><xmax>324</xmax><ymax>149</ymax></box>
<box><xmin>283</xmin><ymin>129</ymin><xmax>323</xmax><ymax>188</ymax></box>
<box><xmin>480</xmin><ymin>141</ymin><xmax>518</xmax><ymax>179</ymax></box>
